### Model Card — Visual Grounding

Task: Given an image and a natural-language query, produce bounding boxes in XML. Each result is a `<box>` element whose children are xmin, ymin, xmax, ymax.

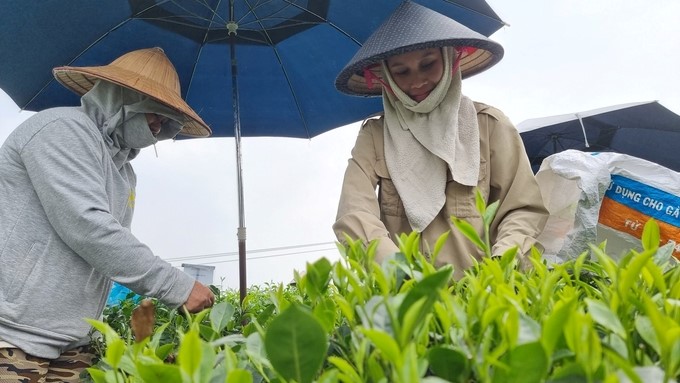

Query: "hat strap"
<box><xmin>452</xmin><ymin>47</ymin><xmax>477</xmax><ymax>73</ymax></box>
<box><xmin>364</xmin><ymin>64</ymin><xmax>394</xmax><ymax>94</ymax></box>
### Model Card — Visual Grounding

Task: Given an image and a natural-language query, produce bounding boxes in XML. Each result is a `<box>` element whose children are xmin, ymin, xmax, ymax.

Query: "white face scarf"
<box><xmin>382</xmin><ymin>47</ymin><xmax>480</xmax><ymax>232</ymax></box>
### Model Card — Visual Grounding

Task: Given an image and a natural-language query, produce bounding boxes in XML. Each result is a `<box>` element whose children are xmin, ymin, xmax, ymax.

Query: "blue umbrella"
<box><xmin>0</xmin><ymin>0</ymin><xmax>505</xmax><ymax>301</ymax></box>
<box><xmin>517</xmin><ymin>101</ymin><xmax>680</xmax><ymax>174</ymax></box>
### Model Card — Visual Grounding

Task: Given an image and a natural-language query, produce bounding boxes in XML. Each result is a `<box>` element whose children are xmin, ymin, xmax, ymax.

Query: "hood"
<box><xmin>80</xmin><ymin>80</ymin><xmax>183</xmax><ymax>169</ymax></box>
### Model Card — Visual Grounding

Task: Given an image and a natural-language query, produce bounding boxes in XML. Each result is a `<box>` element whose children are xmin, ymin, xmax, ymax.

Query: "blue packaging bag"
<box><xmin>107</xmin><ymin>281</ymin><xmax>140</xmax><ymax>306</ymax></box>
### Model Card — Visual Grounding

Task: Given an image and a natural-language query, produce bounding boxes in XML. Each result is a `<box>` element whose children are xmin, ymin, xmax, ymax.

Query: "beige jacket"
<box><xmin>333</xmin><ymin>102</ymin><xmax>548</xmax><ymax>278</ymax></box>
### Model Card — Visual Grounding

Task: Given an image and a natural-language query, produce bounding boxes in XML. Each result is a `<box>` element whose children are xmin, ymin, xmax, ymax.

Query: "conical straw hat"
<box><xmin>53</xmin><ymin>47</ymin><xmax>211</xmax><ymax>137</ymax></box>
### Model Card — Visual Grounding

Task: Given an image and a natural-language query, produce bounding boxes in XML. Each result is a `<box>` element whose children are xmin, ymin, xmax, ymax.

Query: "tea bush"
<box><xmin>86</xmin><ymin>196</ymin><xmax>680</xmax><ymax>383</ymax></box>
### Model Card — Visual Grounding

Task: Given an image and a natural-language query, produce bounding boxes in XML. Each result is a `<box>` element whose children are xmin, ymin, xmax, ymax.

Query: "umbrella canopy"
<box><xmin>0</xmin><ymin>0</ymin><xmax>505</xmax><ymax>300</ymax></box>
<box><xmin>0</xmin><ymin>0</ymin><xmax>505</xmax><ymax>138</ymax></box>
<box><xmin>517</xmin><ymin>101</ymin><xmax>680</xmax><ymax>173</ymax></box>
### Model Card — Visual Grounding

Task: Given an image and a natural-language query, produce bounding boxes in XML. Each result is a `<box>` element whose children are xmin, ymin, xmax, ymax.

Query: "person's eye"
<box><xmin>421</xmin><ymin>61</ymin><xmax>434</xmax><ymax>70</ymax></box>
<box><xmin>392</xmin><ymin>69</ymin><xmax>408</xmax><ymax>77</ymax></box>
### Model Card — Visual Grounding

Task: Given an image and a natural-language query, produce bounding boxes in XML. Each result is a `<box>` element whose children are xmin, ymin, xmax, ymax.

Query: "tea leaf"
<box><xmin>542</xmin><ymin>296</ymin><xmax>577</xmax><ymax>355</ymax></box>
<box><xmin>313</xmin><ymin>297</ymin><xmax>338</xmax><ymax>333</ymax></box>
<box><xmin>334</xmin><ymin>294</ymin><xmax>356</xmax><ymax>324</ymax></box>
<box><xmin>669</xmin><ymin>332</ymin><xmax>680</xmax><ymax>377</ymax></box>
<box><xmin>492</xmin><ymin>341</ymin><xmax>548</xmax><ymax>383</ymax></box>
<box><xmin>606</xmin><ymin>333</ymin><xmax>629</xmax><ymax>360</ymax></box>
<box><xmin>399</xmin><ymin>297</ymin><xmax>428</xmax><ymax>347</ymax></box>
<box><xmin>199</xmin><ymin>323</ymin><xmax>217</xmax><ymax>341</ymax></box>
<box><xmin>198</xmin><ymin>341</ymin><xmax>216</xmax><ymax>383</ymax></box>
<box><xmin>85</xmin><ymin>368</ymin><xmax>107</xmax><ymax>383</ymax></box>
<box><xmin>155</xmin><ymin>343</ymin><xmax>174</xmax><ymax>362</ymax></box>
<box><xmin>362</xmin><ymin>328</ymin><xmax>402</xmax><ymax>365</ymax></box>
<box><xmin>642</xmin><ymin>294</ymin><xmax>680</xmax><ymax>374</ymax></box>
<box><xmin>398</xmin><ymin>267</ymin><xmax>452</xmax><ymax>325</ymax></box>
<box><xmin>483</xmin><ymin>200</ymin><xmax>500</xmax><ymax>228</ymax></box>
<box><xmin>631</xmin><ymin>366</ymin><xmax>668</xmax><ymax>383</ymax></box>
<box><xmin>585</xmin><ymin>299</ymin><xmax>626</xmax><ymax>339</ymax></box>
<box><xmin>149</xmin><ymin>322</ymin><xmax>170</xmax><ymax>350</ymax></box>
<box><xmin>433</xmin><ymin>301</ymin><xmax>451</xmax><ymax>330</ymax></box>
<box><xmin>328</xmin><ymin>356</ymin><xmax>362</xmax><ymax>383</ymax></box>
<box><xmin>431</xmin><ymin>231</ymin><xmax>451</xmax><ymax>265</ymax></box>
<box><xmin>316</xmin><ymin>369</ymin><xmax>340</xmax><ymax>383</ymax></box>
<box><xmin>641</xmin><ymin>219</ymin><xmax>660</xmax><ymax>252</ymax></box>
<box><xmin>481</xmin><ymin>305</ymin><xmax>507</xmax><ymax>336</ymax></box>
<box><xmin>210</xmin><ymin>302</ymin><xmax>235</xmax><ymax>334</ymax></box>
<box><xmin>634</xmin><ymin>315</ymin><xmax>661</xmax><ymax>356</ymax></box>
<box><xmin>226</xmin><ymin>369</ymin><xmax>253</xmax><ymax>383</ymax></box>
<box><xmin>104</xmin><ymin>338</ymin><xmax>126</xmax><ymax>369</ymax></box>
<box><xmin>428</xmin><ymin>346</ymin><xmax>469</xmax><ymax>382</ymax></box>
<box><xmin>654</xmin><ymin>242</ymin><xmax>675</xmax><ymax>268</ymax></box>
<box><xmin>265</xmin><ymin>304</ymin><xmax>327</xmax><ymax>383</ymax></box>
<box><xmin>367</xmin><ymin>352</ymin><xmax>386</xmax><ymax>382</ymax></box>
<box><xmin>643</xmin><ymin>258</ymin><xmax>667</xmax><ymax>295</ymax></box>
<box><xmin>619</xmin><ymin>249</ymin><xmax>655</xmax><ymax>301</ymax></box>
<box><xmin>306</xmin><ymin>257</ymin><xmax>333</xmax><ymax>300</ymax></box>
<box><xmin>245</xmin><ymin>332</ymin><xmax>270</xmax><ymax>371</ymax></box>
<box><xmin>589</xmin><ymin>244</ymin><xmax>618</xmax><ymax>282</ymax></box>
<box><xmin>396</xmin><ymin>232</ymin><xmax>420</xmax><ymax>262</ymax></box>
<box><xmin>136</xmin><ymin>358</ymin><xmax>183</xmax><ymax>383</ymax></box>
<box><xmin>85</xmin><ymin>319</ymin><xmax>120</xmax><ymax>344</ymax></box>
<box><xmin>517</xmin><ymin>314</ymin><xmax>541</xmax><ymax>345</ymax></box>
<box><xmin>255</xmin><ymin>303</ymin><xmax>276</xmax><ymax>325</ymax></box>
<box><xmin>399</xmin><ymin>343</ymin><xmax>421</xmax><ymax>382</ymax></box>
<box><xmin>451</xmin><ymin>217</ymin><xmax>487</xmax><ymax>253</ymax></box>
<box><xmin>475</xmin><ymin>188</ymin><xmax>487</xmax><ymax>216</ymax></box>
<box><xmin>222</xmin><ymin>346</ymin><xmax>239</xmax><ymax>371</ymax></box>
<box><xmin>177</xmin><ymin>328</ymin><xmax>202</xmax><ymax>378</ymax></box>
<box><xmin>498</xmin><ymin>246</ymin><xmax>518</xmax><ymax>270</ymax></box>
<box><xmin>372</xmin><ymin>260</ymin><xmax>390</xmax><ymax>296</ymax></box>
<box><xmin>602</xmin><ymin>348</ymin><xmax>642</xmax><ymax>383</ymax></box>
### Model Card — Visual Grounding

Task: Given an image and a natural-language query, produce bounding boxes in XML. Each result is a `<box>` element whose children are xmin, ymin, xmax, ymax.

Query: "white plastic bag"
<box><xmin>535</xmin><ymin>149</ymin><xmax>680</xmax><ymax>262</ymax></box>
<box><xmin>535</xmin><ymin>150</ymin><xmax>610</xmax><ymax>263</ymax></box>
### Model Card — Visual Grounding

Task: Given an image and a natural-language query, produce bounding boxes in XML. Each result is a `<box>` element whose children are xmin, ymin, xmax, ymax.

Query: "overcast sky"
<box><xmin>1</xmin><ymin>0</ymin><xmax>679</xmax><ymax>290</ymax></box>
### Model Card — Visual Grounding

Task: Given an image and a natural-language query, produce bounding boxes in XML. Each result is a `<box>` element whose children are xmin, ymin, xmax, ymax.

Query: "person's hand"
<box><xmin>180</xmin><ymin>281</ymin><xmax>215</xmax><ymax>313</ymax></box>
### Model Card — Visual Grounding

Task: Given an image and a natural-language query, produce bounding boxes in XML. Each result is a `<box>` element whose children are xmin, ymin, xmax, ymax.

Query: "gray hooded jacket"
<box><xmin>0</xmin><ymin>82</ymin><xmax>197</xmax><ymax>358</ymax></box>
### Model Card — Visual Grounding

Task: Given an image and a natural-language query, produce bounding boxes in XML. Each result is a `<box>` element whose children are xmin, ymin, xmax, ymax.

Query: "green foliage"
<box><xmin>88</xmin><ymin>201</ymin><xmax>680</xmax><ymax>382</ymax></box>
<box><xmin>265</xmin><ymin>304</ymin><xmax>328</xmax><ymax>383</ymax></box>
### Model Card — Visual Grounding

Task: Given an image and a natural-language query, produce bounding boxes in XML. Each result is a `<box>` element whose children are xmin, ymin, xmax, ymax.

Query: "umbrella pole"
<box><xmin>229</xmin><ymin>20</ymin><xmax>247</xmax><ymax>305</ymax></box>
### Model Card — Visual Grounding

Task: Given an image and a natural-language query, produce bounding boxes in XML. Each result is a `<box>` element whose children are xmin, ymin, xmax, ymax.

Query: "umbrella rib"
<box><xmin>22</xmin><ymin>12</ymin><xmax>147</xmax><ymax>109</ymax></box>
<box><xmin>575</xmin><ymin>113</ymin><xmax>590</xmax><ymax>148</ymax></box>
<box><xmin>242</xmin><ymin>0</ymin><xmax>312</xmax><ymax>138</ymax></box>
<box><xmin>162</xmin><ymin>0</ymin><xmax>231</xmax><ymax>28</ymax></box>
<box><xmin>184</xmin><ymin>0</ymin><xmax>225</xmax><ymax>104</ymax></box>
<box><xmin>282</xmin><ymin>0</ymin><xmax>363</xmax><ymax>46</ymax></box>
<box><xmin>441</xmin><ymin>0</ymin><xmax>509</xmax><ymax>27</ymax></box>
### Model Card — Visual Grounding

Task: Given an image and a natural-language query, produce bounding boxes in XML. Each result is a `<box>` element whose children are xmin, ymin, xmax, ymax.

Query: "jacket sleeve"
<box><xmin>20</xmin><ymin>118</ymin><xmax>195</xmax><ymax>308</ymax></box>
<box><xmin>333</xmin><ymin>120</ymin><xmax>400</xmax><ymax>260</ymax></box>
<box><xmin>482</xmin><ymin>107</ymin><xmax>549</xmax><ymax>259</ymax></box>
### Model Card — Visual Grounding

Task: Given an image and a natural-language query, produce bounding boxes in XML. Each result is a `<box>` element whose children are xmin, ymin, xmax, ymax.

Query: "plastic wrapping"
<box><xmin>536</xmin><ymin>149</ymin><xmax>680</xmax><ymax>262</ymax></box>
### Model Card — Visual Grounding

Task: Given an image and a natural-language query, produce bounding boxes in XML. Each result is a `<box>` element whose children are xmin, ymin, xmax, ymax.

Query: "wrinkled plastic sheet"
<box><xmin>536</xmin><ymin>150</ymin><xmax>680</xmax><ymax>263</ymax></box>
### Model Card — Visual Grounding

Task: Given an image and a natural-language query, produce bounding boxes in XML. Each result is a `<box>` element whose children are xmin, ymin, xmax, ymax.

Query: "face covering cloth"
<box><xmin>382</xmin><ymin>47</ymin><xmax>480</xmax><ymax>232</ymax></box>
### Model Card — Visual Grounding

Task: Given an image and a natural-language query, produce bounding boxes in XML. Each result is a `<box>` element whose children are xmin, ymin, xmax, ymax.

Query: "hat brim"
<box><xmin>336</xmin><ymin>39</ymin><xmax>503</xmax><ymax>97</ymax></box>
<box><xmin>53</xmin><ymin>66</ymin><xmax>211</xmax><ymax>137</ymax></box>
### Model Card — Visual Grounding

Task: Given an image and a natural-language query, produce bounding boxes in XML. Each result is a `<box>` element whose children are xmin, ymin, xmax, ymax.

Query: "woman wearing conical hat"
<box><xmin>334</xmin><ymin>2</ymin><xmax>548</xmax><ymax>277</ymax></box>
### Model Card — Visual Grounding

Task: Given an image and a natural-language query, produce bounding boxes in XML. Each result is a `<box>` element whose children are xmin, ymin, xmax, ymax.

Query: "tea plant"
<box><xmin>87</xmin><ymin>192</ymin><xmax>680</xmax><ymax>382</ymax></box>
